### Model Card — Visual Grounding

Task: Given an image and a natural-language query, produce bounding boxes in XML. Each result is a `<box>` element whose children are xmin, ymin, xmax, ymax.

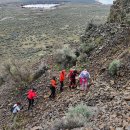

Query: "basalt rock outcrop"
<box><xmin>108</xmin><ymin>0</ymin><xmax>130</xmax><ymax>24</ymax></box>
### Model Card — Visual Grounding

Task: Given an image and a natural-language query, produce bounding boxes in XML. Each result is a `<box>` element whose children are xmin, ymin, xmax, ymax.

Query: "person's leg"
<box><xmin>60</xmin><ymin>81</ymin><xmax>63</xmax><ymax>92</ymax></box>
<box><xmin>82</xmin><ymin>80</ymin><xmax>85</xmax><ymax>91</ymax></box>
<box><xmin>31</xmin><ymin>99</ymin><xmax>34</xmax><ymax>107</ymax></box>
<box><xmin>13</xmin><ymin>113</ymin><xmax>17</xmax><ymax>124</ymax></box>
<box><xmin>11</xmin><ymin>113</ymin><xmax>17</xmax><ymax>127</ymax></box>
<box><xmin>73</xmin><ymin>79</ymin><xmax>76</xmax><ymax>88</ymax></box>
<box><xmin>85</xmin><ymin>80</ymin><xmax>88</xmax><ymax>92</ymax></box>
<box><xmin>49</xmin><ymin>87</ymin><xmax>53</xmax><ymax>98</ymax></box>
<box><xmin>54</xmin><ymin>87</ymin><xmax>56</xmax><ymax>98</ymax></box>
<box><xmin>80</xmin><ymin>78</ymin><xmax>83</xmax><ymax>90</ymax></box>
<box><xmin>84</xmin><ymin>82</ymin><xmax>87</xmax><ymax>91</ymax></box>
<box><xmin>72</xmin><ymin>79</ymin><xmax>74</xmax><ymax>89</ymax></box>
<box><xmin>52</xmin><ymin>87</ymin><xmax>56</xmax><ymax>98</ymax></box>
<box><xmin>11</xmin><ymin>113</ymin><xmax>16</xmax><ymax>121</ymax></box>
<box><xmin>28</xmin><ymin>98</ymin><xmax>32</xmax><ymax>110</ymax></box>
<box><xmin>69</xmin><ymin>80</ymin><xmax>72</xmax><ymax>90</ymax></box>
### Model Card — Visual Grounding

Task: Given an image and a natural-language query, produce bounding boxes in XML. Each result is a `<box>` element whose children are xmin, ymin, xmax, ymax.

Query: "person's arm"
<box><xmin>51</xmin><ymin>80</ymin><xmax>57</xmax><ymax>88</ymax></box>
<box><xmin>88</xmin><ymin>73</ymin><xmax>93</xmax><ymax>84</ymax></box>
<box><xmin>16</xmin><ymin>106</ymin><xmax>20</xmax><ymax>112</ymax></box>
<box><xmin>79</xmin><ymin>72</ymin><xmax>82</xmax><ymax>78</ymax></box>
<box><xmin>34</xmin><ymin>92</ymin><xmax>38</xmax><ymax>98</ymax></box>
<box><xmin>52</xmin><ymin>82</ymin><xmax>56</xmax><ymax>87</ymax></box>
<box><xmin>88</xmin><ymin>73</ymin><xmax>91</xmax><ymax>79</ymax></box>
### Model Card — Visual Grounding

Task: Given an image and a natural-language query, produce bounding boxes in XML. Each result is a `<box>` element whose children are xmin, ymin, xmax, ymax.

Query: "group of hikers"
<box><xmin>50</xmin><ymin>68</ymin><xmax>92</xmax><ymax>99</ymax></box>
<box><xmin>11</xmin><ymin>68</ymin><xmax>92</xmax><ymax>120</ymax></box>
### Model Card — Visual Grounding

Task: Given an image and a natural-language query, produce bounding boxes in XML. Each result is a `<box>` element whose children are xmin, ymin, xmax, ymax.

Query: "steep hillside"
<box><xmin>1</xmin><ymin>0</ymin><xmax>130</xmax><ymax>129</ymax></box>
<box><xmin>77</xmin><ymin>0</ymin><xmax>130</xmax><ymax>88</ymax></box>
<box><xmin>108</xmin><ymin>0</ymin><xmax>130</xmax><ymax>24</ymax></box>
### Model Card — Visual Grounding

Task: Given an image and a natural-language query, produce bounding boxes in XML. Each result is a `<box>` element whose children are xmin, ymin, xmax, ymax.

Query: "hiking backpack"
<box><xmin>10</xmin><ymin>105</ymin><xmax>16</xmax><ymax>113</ymax></box>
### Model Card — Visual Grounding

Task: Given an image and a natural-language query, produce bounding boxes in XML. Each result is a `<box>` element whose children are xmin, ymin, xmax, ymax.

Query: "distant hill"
<box><xmin>69</xmin><ymin>0</ymin><xmax>99</xmax><ymax>3</ymax></box>
<box><xmin>0</xmin><ymin>0</ymin><xmax>100</xmax><ymax>4</ymax></box>
<box><xmin>21</xmin><ymin>0</ymin><xmax>98</xmax><ymax>3</ymax></box>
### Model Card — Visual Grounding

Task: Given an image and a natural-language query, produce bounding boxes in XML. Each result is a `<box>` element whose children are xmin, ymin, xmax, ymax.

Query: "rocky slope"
<box><xmin>1</xmin><ymin>0</ymin><xmax>130</xmax><ymax>129</ymax></box>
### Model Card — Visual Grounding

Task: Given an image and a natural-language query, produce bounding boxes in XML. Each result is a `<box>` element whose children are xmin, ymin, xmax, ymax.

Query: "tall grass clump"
<box><xmin>109</xmin><ymin>59</ymin><xmax>121</xmax><ymax>76</ymax></box>
<box><xmin>55</xmin><ymin>45</ymin><xmax>77</xmax><ymax>68</ymax></box>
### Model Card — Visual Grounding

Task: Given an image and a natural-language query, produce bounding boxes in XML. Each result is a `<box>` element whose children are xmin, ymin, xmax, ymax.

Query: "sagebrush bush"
<box><xmin>4</xmin><ymin>60</ymin><xmax>31</xmax><ymax>83</ymax></box>
<box><xmin>80</xmin><ymin>42</ymin><xmax>96</xmax><ymax>54</ymax></box>
<box><xmin>32</xmin><ymin>64</ymin><xmax>48</xmax><ymax>81</ymax></box>
<box><xmin>52</xmin><ymin>118</ymin><xmax>84</xmax><ymax>130</ymax></box>
<box><xmin>66</xmin><ymin>104</ymin><xmax>91</xmax><ymax>119</ymax></box>
<box><xmin>55</xmin><ymin>45</ymin><xmax>77</xmax><ymax>68</ymax></box>
<box><xmin>109</xmin><ymin>59</ymin><xmax>120</xmax><ymax>76</ymax></box>
<box><xmin>77</xmin><ymin>53</ymin><xmax>87</xmax><ymax>62</ymax></box>
<box><xmin>52</xmin><ymin>104</ymin><xmax>91</xmax><ymax>130</ymax></box>
<box><xmin>5</xmin><ymin>60</ymin><xmax>48</xmax><ymax>83</ymax></box>
<box><xmin>80</xmin><ymin>43</ymin><xmax>95</xmax><ymax>54</ymax></box>
<box><xmin>85</xmin><ymin>20</ymin><xmax>97</xmax><ymax>31</ymax></box>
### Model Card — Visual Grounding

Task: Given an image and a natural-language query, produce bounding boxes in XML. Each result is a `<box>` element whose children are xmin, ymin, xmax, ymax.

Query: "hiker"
<box><xmin>11</xmin><ymin>102</ymin><xmax>22</xmax><ymax>121</ymax></box>
<box><xmin>68</xmin><ymin>69</ymin><xmax>78</xmax><ymax>90</ymax></box>
<box><xmin>79</xmin><ymin>69</ymin><xmax>91</xmax><ymax>91</ymax></box>
<box><xmin>27</xmin><ymin>88</ymin><xmax>37</xmax><ymax>110</ymax></box>
<box><xmin>49</xmin><ymin>76</ymin><xmax>57</xmax><ymax>99</ymax></box>
<box><xmin>59</xmin><ymin>69</ymin><xmax>66</xmax><ymax>92</ymax></box>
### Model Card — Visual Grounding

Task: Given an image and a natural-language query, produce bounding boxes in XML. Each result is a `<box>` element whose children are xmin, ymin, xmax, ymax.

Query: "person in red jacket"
<box><xmin>68</xmin><ymin>69</ymin><xmax>78</xmax><ymax>90</ymax></box>
<box><xmin>49</xmin><ymin>76</ymin><xmax>57</xmax><ymax>99</ymax></box>
<box><xmin>27</xmin><ymin>88</ymin><xmax>37</xmax><ymax>110</ymax></box>
<box><xmin>59</xmin><ymin>70</ymin><xmax>66</xmax><ymax>92</ymax></box>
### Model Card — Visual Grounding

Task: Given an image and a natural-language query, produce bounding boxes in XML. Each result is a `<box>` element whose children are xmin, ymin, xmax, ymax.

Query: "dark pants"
<box><xmin>60</xmin><ymin>81</ymin><xmax>64</xmax><ymax>92</ymax></box>
<box><xmin>28</xmin><ymin>98</ymin><xmax>34</xmax><ymax>110</ymax></box>
<box><xmin>69</xmin><ymin>78</ymin><xmax>76</xmax><ymax>89</ymax></box>
<box><xmin>49</xmin><ymin>86</ymin><xmax>56</xmax><ymax>99</ymax></box>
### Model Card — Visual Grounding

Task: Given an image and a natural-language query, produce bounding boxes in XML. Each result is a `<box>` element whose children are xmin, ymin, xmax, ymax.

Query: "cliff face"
<box><xmin>108</xmin><ymin>0</ymin><xmax>130</xmax><ymax>24</ymax></box>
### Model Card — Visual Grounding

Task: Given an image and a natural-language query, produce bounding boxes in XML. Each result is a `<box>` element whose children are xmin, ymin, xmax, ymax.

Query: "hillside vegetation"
<box><xmin>1</xmin><ymin>0</ymin><xmax>130</xmax><ymax>129</ymax></box>
<box><xmin>0</xmin><ymin>3</ymin><xmax>110</xmax><ymax>71</ymax></box>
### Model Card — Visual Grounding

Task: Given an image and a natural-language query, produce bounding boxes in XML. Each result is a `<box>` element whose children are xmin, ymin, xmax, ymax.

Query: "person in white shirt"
<box><xmin>11</xmin><ymin>102</ymin><xmax>22</xmax><ymax>122</ymax></box>
<box><xmin>12</xmin><ymin>103</ymin><xmax>21</xmax><ymax>114</ymax></box>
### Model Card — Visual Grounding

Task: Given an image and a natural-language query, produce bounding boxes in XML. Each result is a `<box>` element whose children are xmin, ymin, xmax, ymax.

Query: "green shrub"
<box><xmin>4</xmin><ymin>60</ymin><xmax>48</xmax><ymax>96</ymax></box>
<box><xmin>4</xmin><ymin>60</ymin><xmax>31</xmax><ymax>83</ymax></box>
<box><xmin>66</xmin><ymin>104</ymin><xmax>91</xmax><ymax>119</ymax></box>
<box><xmin>55</xmin><ymin>45</ymin><xmax>77</xmax><ymax>68</ymax></box>
<box><xmin>95</xmin><ymin>36</ymin><xmax>104</xmax><ymax>45</ymax></box>
<box><xmin>80</xmin><ymin>43</ymin><xmax>95</xmax><ymax>54</ymax></box>
<box><xmin>109</xmin><ymin>59</ymin><xmax>120</xmax><ymax>76</ymax></box>
<box><xmin>52</xmin><ymin>118</ymin><xmax>84</xmax><ymax>130</ymax></box>
<box><xmin>77</xmin><ymin>53</ymin><xmax>87</xmax><ymax>62</ymax></box>
<box><xmin>5</xmin><ymin>60</ymin><xmax>48</xmax><ymax>83</ymax></box>
<box><xmin>85</xmin><ymin>21</ymin><xmax>97</xmax><ymax>31</ymax></box>
<box><xmin>32</xmin><ymin>65</ymin><xmax>48</xmax><ymax>81</ymax></box>
<box><xmin>52</xmin><ymin>104</ymin><xmax>91</xmax><ymax>130</ymax></box>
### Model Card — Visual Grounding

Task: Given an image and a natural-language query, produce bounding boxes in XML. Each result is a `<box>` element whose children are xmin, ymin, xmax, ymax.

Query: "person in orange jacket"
<box><xmin>59</xmin><ymin>70</ymin><xmax>66</xmax><ymax>92</ymax></box>
<box><xmin>27</xmin><ymin>88</ymin><xmax>37</xmax><ymax>110</ymax></box>
<box><xmin>49</xmin><ymin>76</ymin><xmax>57</xmax><ymax>99</ymax></box>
